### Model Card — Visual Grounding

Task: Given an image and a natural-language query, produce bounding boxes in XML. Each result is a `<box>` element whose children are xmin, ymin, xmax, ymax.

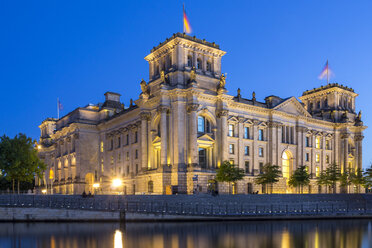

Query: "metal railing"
<box><xmin>0</xmin><ymin>195</ymin><xmax>371</xmax><ymax>217</ymax></box>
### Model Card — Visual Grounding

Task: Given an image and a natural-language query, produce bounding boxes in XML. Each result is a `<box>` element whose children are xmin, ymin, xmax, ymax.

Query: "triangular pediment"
<box><xmin>273</xmin><ymin>97</ymin><xmax>311</xmax><ymax>117</ymax></box>
<box><xmin>197</xmin><ymin>133</ymin><xmax>214</xmax><ymax>142</ymax></box>
<box><xmin>152</xmin><ymin>136</ymin><xmax>161</xmax><ymax>143</ymax></box>
<box><xmin>228</xmin><ymin>116</ymin><xmax>239</xmax><ymax>122</ymax></box>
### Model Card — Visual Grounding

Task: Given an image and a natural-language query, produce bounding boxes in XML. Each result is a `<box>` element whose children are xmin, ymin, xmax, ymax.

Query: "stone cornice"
<box><xmin>299</xmin><ymin>86</ymin><xmax>358</xmax><ymax>101</ymax></box>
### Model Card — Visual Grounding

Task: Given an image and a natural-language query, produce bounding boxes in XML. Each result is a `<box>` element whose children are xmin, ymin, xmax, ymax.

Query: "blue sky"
<box><xmin>1</xmin><ymin>1</ymin><xmax>371</xmax><ymax>166</ymax></box>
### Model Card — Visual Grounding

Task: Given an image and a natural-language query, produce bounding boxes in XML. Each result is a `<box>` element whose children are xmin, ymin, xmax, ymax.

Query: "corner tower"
<box><xmin>143</xmin><ymin>33</ymin><xmax>226</xmax><ymax>94</ymax></box>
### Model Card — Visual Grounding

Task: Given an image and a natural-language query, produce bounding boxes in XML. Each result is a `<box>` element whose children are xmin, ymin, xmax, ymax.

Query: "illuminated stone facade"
<box><xmin>37</xmin><ymin>33</ymin><xmax>366</xmax><ymax>194</ymax></box>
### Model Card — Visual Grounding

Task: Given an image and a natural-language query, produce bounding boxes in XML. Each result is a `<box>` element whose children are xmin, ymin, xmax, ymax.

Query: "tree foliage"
<box><xmin>216</xmin><ymin>161</ymin><xmax>245</xmax><ymax>194</ymax></box>
<box><xmin>288</xmin><ymin>166</ymin><xmax>310</xmax><ymax>193</ymax></box>
<box><xmin>363</xmin><ymin>164</ymin><xmax>372</xmax><ymax>189</ymax></box>
<box><xmin>0</xmin><ymin>133</ymin><xmax>46</xmax><ymax>193</ymax></box>
<box><xmin>351</xmin><ymin>168</ymin><xmax>365</xmax><ymax>193</ymax></box>
<box><xmin>254</xmin><ymin>163</ymin><xmax>281</xmax><ymax>194</ymax></box>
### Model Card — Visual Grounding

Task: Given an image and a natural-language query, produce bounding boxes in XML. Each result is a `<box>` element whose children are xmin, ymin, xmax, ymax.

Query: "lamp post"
<box><xmin>93</xmin><ymin>183</ymin><xmax>100</xmax><ymax>195</ymax></box>
<box><xmin>112</xmin><ymin>178</ymin><xmax>123</xmax><ymax>195</ymax></box>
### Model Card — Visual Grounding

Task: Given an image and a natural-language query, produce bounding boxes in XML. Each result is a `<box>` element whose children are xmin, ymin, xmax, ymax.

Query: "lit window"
<box><xmin>111</xmin><ymin>156</ymin><xmax>114</xmax><ymax>165</ymax></box>
<box><xmin>325</xmin><ymin>140</ymin><xmax>330</xmax><ymax>150</ymax></box>
<box><xmin>245</xmin><ymin>146</ymin><xmax>250</xmax><ymax>156</ymax></box>
<box><xmin>100</xmin><ymin>141</ymin><xmax>104</xmax><ymax>152</ymax></box>
<box><xmin>258</xmin><ymin>129</ymin><xmax>264</xmax><ymax>141</ymax></box>
<box><xmin>259</xmin><ymin>147</ymin><xmax>264</xmax><ymax>157</ymax></box>
<box><xmin>229</xmin><ymin>144</ymin><xmax>235</xmax><ymax>154</ymax></box>
<box><xmin>315</xmin><ymin>137</ymin><xmax>321</xmax><ymax>149</ymax></box>
<box><xmin>101</xmin><ymin>159</ymin><xmax>104</xmax><ymax>172</ymax></box>
<box><xmin>316</xmin><ymin>166</ymin><xmax>320</xmax><ymax>177</ymax></box>
<box><xmin>244</xmin><ymin>127</ymin><xmax>249</xmax><ymax>139</ymax></box>
<box><xmin>126</xmin><ymin>152</ymin><xmax>129</xmax><ymax>161</ymax></box>
<box><xmin>230</xmin><ymin>160</ymin><xmax>234</xmax><ymax>165</ymax></box>
<box><xmin>326</xmin><ymin>155</ymin><xmax>329</xmax><ymax>164</ymax></box>
<box><xmin>229</xmin><ymin>124</ymin><xmax>235</xmax><ymax>137</ymax></box>
<box><xmin>315</xmin><ymin>154</ymin><xmax>320</xmax><ymax>163</ymax></box>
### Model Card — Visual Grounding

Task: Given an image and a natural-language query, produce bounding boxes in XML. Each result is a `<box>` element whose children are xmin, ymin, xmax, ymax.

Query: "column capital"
<box><xmin>140</xmin><ymin>112</ymin><xmax>151</xmax><ymax>121</ymax></box>
<box><xmin>157</xmin><ymin>105</ymin><xmax>170</xmax><ymax>114</ymax></box>
<box><xmin>296</xmin><ymin>126</ymin><xmax>307</xmax><ymax>132</ymax></box>
<box><xmin>355</xmin><ymin>134</ymin><xmax>364</xmax><ymax>141</ymax></box>
<box><xmin>267</xmin><ymin>121</ymin><xmax>282</xmax><ymax>128</ymax></box>
<box><xmin>217</xmin><ymin>109</ymin><xmax>229</xmax><ymax>118</ymax></box>
<box><xmin>341</xmin><ymin>133</ymin><xmax>350</xmax><ymax>139</ymax></box>
<box><xmin>238</xmin><ymin>116</ymin><xmax>245</xmax><ymax>123</ymax></box>
<box><xmin>187</xmin><ymin>103</ymin><xmax>200</xmax><ymax>113</ymax></box>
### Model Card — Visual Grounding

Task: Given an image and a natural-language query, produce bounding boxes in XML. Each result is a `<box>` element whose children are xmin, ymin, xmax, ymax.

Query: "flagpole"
<box><xmin>183</xmin><ymin>3</ymin><xmax>185</xmax><ymax>33</ymax></box>
<box><xmin>57</xmin><ymin>98</ymin><xmax>59</xmax><ymax>119</ymax></box>
<box><xmin>326</xmin><ymin>60</ymin><xmax>329</xmax><ymax>84</ymax></box>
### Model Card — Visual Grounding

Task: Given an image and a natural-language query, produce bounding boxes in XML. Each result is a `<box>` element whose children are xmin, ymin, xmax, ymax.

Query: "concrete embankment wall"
<box><xmin>0</xmin><ymin>207</ymin><xmax>120</xmax><ymax>221</ymax></box>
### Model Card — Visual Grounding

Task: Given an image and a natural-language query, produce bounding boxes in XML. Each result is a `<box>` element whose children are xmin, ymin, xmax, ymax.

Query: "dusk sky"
<box><xmin>1</xmin><ymin>1</ymin><xmax>372</xmax><ymax>166</ymax></box>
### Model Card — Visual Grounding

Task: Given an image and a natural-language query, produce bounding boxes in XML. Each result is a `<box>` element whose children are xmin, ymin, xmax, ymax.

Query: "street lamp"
<box><xmin>112</xmin><ymin>178</ymin><xmax>123</xmax><ymax>188</ymax></box>
<box><xmin>93</xmin><ymin>183</ymin><xmax>100</xmax><ymax>194</ymax></box>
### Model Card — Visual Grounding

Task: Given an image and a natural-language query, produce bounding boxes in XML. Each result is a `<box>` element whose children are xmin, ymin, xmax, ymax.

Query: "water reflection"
<box><xmin>0</xmin><ymin>219</ymin><xmax>371</xmax><ymax>248</ymax></box>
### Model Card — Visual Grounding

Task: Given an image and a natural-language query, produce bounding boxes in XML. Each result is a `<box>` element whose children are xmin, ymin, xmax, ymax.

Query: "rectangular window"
<box><xmin>326</xmin><ymin>155</ymin><xmax>329</xmax><ymax>163</ymax></box>
<box><xmin>126</xmin><ymin>166</ymin><xmax>129</xmax><ymax>175</ymax></box>
<box><xmin>126</xmin><ymin>152</ymin><xmax>129</xmax><ymax>161</ymax></box>
<box><xmin>198</xmin><ymin>148</ymin><xmax>207</xmax><ymax>168</ymax></box>
<box><xmin>315</xmin><ymin>154</ymin><xmax>320</xmax><ymax>163</ymax></box>
<box><xmin>305</xmin><ymin>153</ymin><xmax>309</xmax><ymax>162</ymax></box>
<box><xmin>305</xmin><ymin>137</ymin><xmax>310</xmax><ymax>147</ymax></box>
<box><xmin>258</xmin><ymin>129</ymin><xmax>264</xmax><ymax>141</ymax></box>
<box><xmin>118</xmin><ymin>153</ymin><xmax>121</xmax><ymax>163</ymax></box>
<box><xmin>259</xmin><ymin>147</ymin><xmax>264</xmax><ymax>157</ymax></box>
<box><xmin>244</xmin><ymin>127</ymin><xmax>249</xmax><ymax>139</ymax></box>
<box><xmin>230</xmin><ymin>160</ymin><xmax>234</xmax><ymax>165</ymax></box>
<box><xmin>282</xmin><ymin>126</ymin><xmax>285</xmax><ymax>143</ymax></box>
<box><xmin>135</xmin><ymin>164</ymin><xmax>138</xmax><ymax>175</ymax></box>
<box><xmin>316</xmin><ymin>166</ymin><xmax>320</xmax><ymax>177</ymax></box>
<box><xmin>100</xmin><ymin>141</ymin><xmax>104</xmax><ymax>152</ymax></box>
<box><xmin>134</xmin><ymin>131</ymin><xmax>138</xmax><ymax>143</ymax></box>
<box><xmin>101</xmin><ymin>158</ymin><xmax>104</xmax><ymax>172</ymax></box>
<box><xmin>315</xmin><ymin>137</ymin><xmax>320</xmax><ymax>149</ymax></box>
<box><xmin>259</xmin><ymin>162</ymin><xmax>264</xmax><ymax>174</ymax></box>
<box><xmin>135</xmin><ymin>149</ymin><xmax>138</xmax><ymax>159</ymax></box>
<box><xmin>110</xmin><ymin>156</ymin><xmax>114</xmax><ymax>165</ymax></box>
<box><xmin>110</xmin><ymin>139</ymin><xmax>113</xmax><ymax>150</ymax></box>
<box><xmin>117</xmin><ymin>137</ymin><xmax>121</xmax><ymax>148</ymax></box>
<box><xmin>245</xmin><ymin>161</ymin><xmax>250</xmax><ymax>174</ymax></box>
<box><xmin>228</xmin><ymin>124</ymin><xmax>235</xmax><ymax>137</ymax></box>
<box><xmin>126</xmin><ymin>134</ymin><xmax>129</xmax><ymax>145</ymax></box>
<box><xmin>229</xmin><ymin>144</ymin><xmax>235</xmax><ymax>154</ymax></box>
<box><xmin>244</xmin><ymin>146</ymin><xmax>250</xmax><ymax>156</ymax></box>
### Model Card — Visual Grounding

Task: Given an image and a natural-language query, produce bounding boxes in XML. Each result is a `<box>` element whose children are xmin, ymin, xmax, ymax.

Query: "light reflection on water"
<box><xmin>0</xmin><ymin>219</ymin><xmax>371</xmax><ymax>248</ymax></box>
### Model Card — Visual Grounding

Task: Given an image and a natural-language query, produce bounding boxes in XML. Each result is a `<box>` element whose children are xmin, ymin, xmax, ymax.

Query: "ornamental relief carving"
<box><xmin>187</xmin><ymin>103</ymin><xmax>199</xmax><ymax>113</ymax></box>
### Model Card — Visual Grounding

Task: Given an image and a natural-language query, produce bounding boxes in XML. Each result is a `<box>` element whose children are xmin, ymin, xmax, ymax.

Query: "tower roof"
<box><xmin>150</xmin><ymin>32</ymin><xmax>221</xmax><ymax>53</ymax></box>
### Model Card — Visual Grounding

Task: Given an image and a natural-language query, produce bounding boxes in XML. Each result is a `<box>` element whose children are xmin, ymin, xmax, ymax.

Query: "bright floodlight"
<box><xmin>93</xmin><ymin>183</ymin><xmax>100</xmax><ymax>189</ymax></box>
<box><xmin>112</xmin><ymin>178</ymin><xmax>123</xmax><ymax>188</ymax></box>
<box><xmin>41</xmin><ymin>189</ymin><xmax>47</xmax><ymax>194</ymax></box>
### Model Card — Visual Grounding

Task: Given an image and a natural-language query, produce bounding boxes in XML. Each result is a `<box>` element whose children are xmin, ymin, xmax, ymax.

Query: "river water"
<box><xmin>0</xmin><ymin>219</ymin><xmax>371</xmax><ymax>248</ymax></box>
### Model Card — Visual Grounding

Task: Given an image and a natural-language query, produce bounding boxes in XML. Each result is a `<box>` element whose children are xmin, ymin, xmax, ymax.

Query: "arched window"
<box><xmin>187</xmin><ymin>55</ymin><xmax>193</xmax><ymax>67</ymax></box>
<box><xmin>324</xmin><ymin>98</ymin><xmax>328</xmax><ymax>108</ymax></box>
<box><xmin>317</xmin><ymin>101</ymin><xmax>321</xmax><ymax>109</ymax></box>
<box><xmin>197</xmin><ymin>58</ymin><xmax>202</xmax><ymax>69</ymax></box>
<box><xmin>206</xmin><ymin>61</ymin><xmax>212</xmax><ymax>72</ymax></box>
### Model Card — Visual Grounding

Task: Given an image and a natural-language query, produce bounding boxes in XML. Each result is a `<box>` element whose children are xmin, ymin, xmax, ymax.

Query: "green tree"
<box><xmin>0</xmin><ymin>133</ymin><xmax>46</xmax><ymax>194</ymax></box>
<box><xmin>339</xmin><ymin>167</ymin><xmax>353</xmax><ymax>193</ymax></box>
<box><xmin>216</xmin><ymin>161</ymin><xmax>245</xmax><ymax>194</ymax></box>
<box><xmin>326</xmin><ymin>163</ymin><xmax>341</xmax><ymax>193</ymax></box>
<box><xmin>254</xmin><ymin>163</ymin><xmax>281</xmax><ymax>194</ymax></box>
<box><xmin>363</xmin><ymin>164</ymin><xmax>372</xmax><ymax>190</ymax></box>
<box><xmin>351</xmin><ymin>168</ymin><xmax>365</xmax><ymax>193</ymax></box>
<box><xmin>288</xmin><ymin>166</ymin><xmax>310</xmax><ymax>194</ymax></box>
<box><xmin>317</xmin><ymin>171</ymin><xmax>332</xmax><ymax>193</ymax></box>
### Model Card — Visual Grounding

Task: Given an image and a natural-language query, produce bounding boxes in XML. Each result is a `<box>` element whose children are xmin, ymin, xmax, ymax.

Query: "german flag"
<box><xmin>183</xmin><ymin>5</ymin><xmax>192</xmax><ymax>34</ymax></box>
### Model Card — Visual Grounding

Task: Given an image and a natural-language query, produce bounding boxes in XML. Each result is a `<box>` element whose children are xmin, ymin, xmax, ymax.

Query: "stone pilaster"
<box><xmin>187</xmin><ymin>103</ymin><xmax>199</xmax><ymax>166</ymax></box>
<box><xmin>238</xmin><ymin>117</ymin><xmax>244</xmax><ymax>169</ymax></box>
<box><xmin>355</xmin><ymin>134</ymin><xmax>364</xmax><ymax>170</ymax></box>
<box><xmin>158</xmin><ymin>105</ymin><xmax>170</xmax><ymax>167</ymax></box>
<box><xmin>140</xmin><ymin>112</ymin><xmax>150</xmax><ymax>171</ymax></box>
<box><xmin>217</xmin><ymin>110</ymin><xmax>229</xmax><ymax>163</ymax></box>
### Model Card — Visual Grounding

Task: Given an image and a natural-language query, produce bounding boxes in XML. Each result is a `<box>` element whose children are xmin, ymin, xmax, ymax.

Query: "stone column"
<box><xmin>159</xmin><ymin>106</ymin><xmax>169</xmax><ymax>166</ymax></box>
<box><xmin>342</xmin><ymin>133</ymin><xmax>349</xmax><ymax>172</ymax></box>
<box><xmin>187</xmin><ymin>104</ymin><xmax>199</xmax><ymax>166</ymax></box>
<box><xmin>355</xmin><ymin>135</ymin><xmax>364</xmax><ymax>170</ymax></box>
<box><xmin>140</xmin><ymin>112</ymin><xmax>150</xmax><ymax>171</ymax></box>
<box><xmin>252</xmin><ymin>120</ymin><xmax>259</xmax><ymax>175</ymax></box>
<box><xmin>218</xmin><ymin>110</ymin><xmax>229</xmax><ymax>163</ymax></box>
